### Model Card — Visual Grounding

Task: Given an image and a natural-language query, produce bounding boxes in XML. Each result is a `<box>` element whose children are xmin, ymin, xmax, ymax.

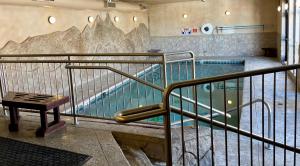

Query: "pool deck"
<box><xmin>0</xmin><ymin>56</ymin><xmax>299</xmax><ymax>165</ymax></box>
<box><xmin>0</xmin><ymin>113</ymin><xmax>164</xmax><ymax>166</ymax></box>
<box><xmin>214</xmin><ymin>56</ymin><xmax>300</xmax><ymax>165</ymax></box>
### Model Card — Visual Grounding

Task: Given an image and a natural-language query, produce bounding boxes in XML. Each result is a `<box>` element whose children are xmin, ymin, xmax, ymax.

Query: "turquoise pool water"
<box><xmin>77</xmin><ymin>60</ymin><xmax>245</xmax><ymax>126</ymax></box>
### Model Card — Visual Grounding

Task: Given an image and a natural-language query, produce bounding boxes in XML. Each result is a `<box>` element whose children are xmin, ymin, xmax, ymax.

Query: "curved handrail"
<box><xmin>229</xmin><ymin>98</ymin><xmax>272</xmax><ymax>149</ymax></box>
<box><xmin>168</xmin><ymin>106</ymin><xmax>300</xmax><ymax>152</ymax></box>
<box><xmin>170</xmin><ymin>98</ymin><xmax>272</xmax><ymax>149</ymax></box>
<box><xmin>164</xmin><ymin>51</ymin><xmax>195</xmax><ymax>63</ymax></box>
<box><xmin>163</xmin><ymin>51</ymin><xmax>230</xmax><ymax>117</ymax></box>
<box><xmin>114</xmin><ymin>104</ymin><xmax>165</xmax><ymax>123</ymax></box>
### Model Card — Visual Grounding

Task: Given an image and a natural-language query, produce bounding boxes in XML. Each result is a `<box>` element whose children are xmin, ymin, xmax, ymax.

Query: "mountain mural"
<box><xmin>0</xmin><ymin>14</ymin><xmax>150</xmax><ymax>55</ymax></box>
<box><xmin>0</xmin><ymin>14</ymin><xmax>152</xmax><ymax>106</ymax></box>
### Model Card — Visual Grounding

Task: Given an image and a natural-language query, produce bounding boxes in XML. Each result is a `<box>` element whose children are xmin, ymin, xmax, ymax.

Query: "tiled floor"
<box><xmin>0</xmin><ymin>112</ymin><xmax>164</xmax><ymax>166</ymax></box>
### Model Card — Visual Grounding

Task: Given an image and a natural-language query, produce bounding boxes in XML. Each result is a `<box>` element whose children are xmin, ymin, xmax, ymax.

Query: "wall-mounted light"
<box><xmin>48</xmin><ymin>16</ymin><xmax>56</xmax><ymax>24</ymax></box>
<box><xmin>88</xmin><ymin>16</ymin><xmax>94</xmax><ymax>23</ymax></box>
<box><xmin>277</xmin><ymin>6</ymin><xmax>282</xmax><ymax>12</ymax></box>
<box><xmin>225</xmin><ymin>10</ymin><xmax>231</xmax><ymax>16</ymax></box>
<box><xmin>182</xmin><ymin>14</ymin><xmax>188</xmax><ymax>19</ymax></box>
<box><xmin>133</xmin><ymin>16</ymin><xmax>138</xmax><ymax>22</ymax></box>
<box><xmin>284</xmin><ymin>3</ymin><xmax>289</xmax><ymax>10</ymax></box>
<box><xmin>227</xmin><ymin>100</ymin><xmax>233</xmax><ymax>105</ymax></box>
<box><xmin>114</xmin><ymin>16</ymin><xmax>120</xmax><ymax>22</ymax></box>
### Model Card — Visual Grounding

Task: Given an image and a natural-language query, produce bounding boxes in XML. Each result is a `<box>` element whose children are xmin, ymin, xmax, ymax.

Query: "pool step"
<box><xmin>113</xmin><ymin>131</ymin><xmax>166</xmax><ymax>165</ymax></box>
<box><xmin>95</xmin><ymin>131</ymin><xmax>131</xmax><ymax>166</ymax></box>
<box><xmin>120</xmin><ymin>145</ymin><xmax>154</xmax><ymax>166</ymax></box>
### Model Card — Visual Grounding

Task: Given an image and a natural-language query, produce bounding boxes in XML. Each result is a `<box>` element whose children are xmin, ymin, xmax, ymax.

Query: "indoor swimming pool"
<box><xmin>76</xmin><ymin>60</ymin><xmax>245</xmax><ymax>126</ymax></box>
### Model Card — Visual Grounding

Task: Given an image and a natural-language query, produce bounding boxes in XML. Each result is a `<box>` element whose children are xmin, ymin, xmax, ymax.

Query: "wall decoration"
<box><xmin>201</xmin><ymin>23</ymin><xmax>214</xmax><ymax>35</ymax></box>
<box><xmin>192</xmin><ymin>28</ymin><xmax>199</xmax><ymax>33</ymax></box>
<box><xmin>0</xmin><ymin>14</ymin><xmax>150</xmax><ymax>54</ymax></box>
<box><xmin>181</xmin><ymin>28</ymin><xmax>192</xmax><ymax>35</ymax></box>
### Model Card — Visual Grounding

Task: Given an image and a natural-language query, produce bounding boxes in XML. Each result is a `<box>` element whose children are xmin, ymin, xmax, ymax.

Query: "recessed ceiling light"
<box><xmin>88</xmin><ymin>16</ymin><xmax>94</xmax><ymax>23</ymax></box>
<box><xmin>114</xmin><ymin>16</ymin><xmax>120</xmax><ymax>22</ymax></box>
<box><xmin>48</xmin><ymin>16</ymin><xmax>56</xmax><ymax>24</ymax></box>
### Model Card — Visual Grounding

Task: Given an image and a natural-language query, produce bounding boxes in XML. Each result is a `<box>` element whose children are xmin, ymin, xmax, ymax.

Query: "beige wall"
<box><xmin>0</xmin><ymin>3</ymin><xmax>148</xmax><ymax>48</ymax></box>
<box><xmin>148</xmin><ymin>0</ymin><xmax>278</xmax><ymax>37</ymax></box>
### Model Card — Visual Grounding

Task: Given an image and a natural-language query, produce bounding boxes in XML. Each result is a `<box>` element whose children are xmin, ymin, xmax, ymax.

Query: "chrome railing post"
<box><xmin>67</xmin><ymin>63</ymin><xmax>78</xmax><ymax>125</ymax></box>
<box><xmin>190</xmin><ymin>51</ymin><xmax>197</xmax><ymax>127</ymax></box>
<box><xmin>189</xmin><ymin>51</ymin><xmax>196</xmax><ymax>81</ymax></box>
<box><xmin>162</xmin><ymin>54</ymin><xmax>168</xmax><ymax>88</ymax></box>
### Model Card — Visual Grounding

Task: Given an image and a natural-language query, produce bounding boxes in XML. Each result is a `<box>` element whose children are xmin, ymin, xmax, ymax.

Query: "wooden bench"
<box><xmin>2</xmin><ymin>92</ymin><xmax>69</xmax><ymax>137</ymax></box>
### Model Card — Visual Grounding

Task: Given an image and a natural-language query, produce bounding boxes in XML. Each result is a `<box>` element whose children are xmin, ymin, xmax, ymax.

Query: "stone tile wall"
<box><xmin>151</xmin><ymin>32</ymin><xmax>277</xmax><ymax>57</ymax></box>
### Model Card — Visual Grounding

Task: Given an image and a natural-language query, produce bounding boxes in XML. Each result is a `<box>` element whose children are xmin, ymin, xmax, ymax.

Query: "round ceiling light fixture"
<box><xmin>48</xmin><ymin>16</ymin><xmax>56</xmax><ymax>24</ymax></box>
<box><xmin>183</xmin><ymin>14</ymin><xmax>188</xmax><ymax>19</ymax></box>
<box><xmin>133</xmin><ymin>16</ymin><xmax>138</xmax><ymax>22</ymax></box>
<box><xmin>114</xmin><ymin>16</ymin><xmax>120</xmax><ymax>22</ymax></box>
<box><xmin>88</xmin><ymin>16</ymin><xmax>94</xmax><ymax>23</ymax></box>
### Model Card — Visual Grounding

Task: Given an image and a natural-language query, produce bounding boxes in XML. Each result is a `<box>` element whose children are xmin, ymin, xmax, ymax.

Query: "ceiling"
<box><xmin>120</xmin><ymin>0</ymin><xmax>200</xmax><ymax>5</ymax></box>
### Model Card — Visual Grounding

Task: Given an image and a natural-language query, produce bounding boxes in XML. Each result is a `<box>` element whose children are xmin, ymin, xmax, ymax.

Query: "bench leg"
<box><xmin>36</xmin><ymin>107</ymin><xmax>66</xmax><ymax>137</ymax></box>
<box><xmin>53</xmin><ymin>107</ymin><xmax>60</xmax><ymax>123</ymax></box>
<box><xmin>8</xmin><ymin>107</ymin><xmax>19</xmax><ymax>132</ymax></box>
<box><xmin>36</xmin><ymin>110</ymin><xmax>48</xmax><ymax>137</ymax></box>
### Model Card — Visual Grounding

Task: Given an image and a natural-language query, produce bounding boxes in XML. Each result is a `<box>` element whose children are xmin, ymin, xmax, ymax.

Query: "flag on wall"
<box><xmin>192</xmin><ymin>28</ymin><xmax>198</xmax><ymax>33</ymax></box>
<box><xmin>181</xmin><ymin>28</ymin><xmax>192</xmax><ymax>35</ymax></box>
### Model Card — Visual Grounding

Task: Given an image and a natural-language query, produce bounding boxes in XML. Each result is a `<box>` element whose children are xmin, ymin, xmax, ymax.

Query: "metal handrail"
<box><xmin>66</xmin><ymin>65</ymin><xmax>231</xmax><ymax>118</ymax></box>
<box><xmin>164</xmin><ymin>51</ymin><xmax>230</xmax><ymax>117</ymax></box>
<box><xmin>114</xmin><ymin>104</ymin><xmax>165</xmax><ymax>123</ymax></box>
<box><xmin>114</xmin><ymin>64</ymin><xmax>300</xmax><ymax>165</ymax></box>
<box><xmin>170</xmin><ymin>98</ymin><xmax>272</xmax><ymax>149</ymax></box>
<box><xmin>0</xmin><ymin>60</ymin><xmax>163</xmax><ymax>64</ymax></box>
<box><xmin>164</xmin><ymin>64</ymin><xmax>300</xmax><ymax>92</ymax></box>
<box><xmin>169</xmin><ymin>107</ymin><xmax>300</xmax><ymax>152</ymax></box>
<box><xmin>0</xmin><ymin>52</ymin><xmax>230</xmax><ymax>118</ymax></box>
<box><xmin>0</xmin><ymin>53</ymin><xmax>164</xmax><ymax>57</ymax></box>
<box><xmin>163</xmin><ymin>51</ymin><xmax>196</xmax><ymax>88</ymax></box>
<box><xmin>114</xmin><ymin>103</ymin><xmax>300</xmax><ymax>152</ymax></box>
<box><xmin>162</xmin><ymin>64</ymin><xmax>300</xmax><ymax>165</ymax></box>
<box><xmin>66</xmin><ymin>65</ymin><xmax>164</xmax><ymax>92</ymax></box>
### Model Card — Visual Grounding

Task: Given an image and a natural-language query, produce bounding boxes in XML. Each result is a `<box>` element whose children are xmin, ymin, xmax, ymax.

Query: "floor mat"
<box><xmin>0</xmin><ymin>137</ymin><xmax>91</xmax><ymax>166</ymax></box>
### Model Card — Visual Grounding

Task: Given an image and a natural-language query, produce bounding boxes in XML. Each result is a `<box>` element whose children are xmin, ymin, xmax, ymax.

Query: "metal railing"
<box><xmin>170</xmin><ymin>98</ymin><xmax>272</xmax><ymax>149</ymax></box>
<box><xmin>64</xmin><ymin>51</ymin><xmax>230</xmax><ymax>124</ymax></box>
<box><xmin>0</xmin><ymin>52</ymin><xmax>232</xmax><ymax>124</ymax></box>
<box><xmin>0</xmin><ymin>53</ymin><xmax>165</xmax><ymax>122</ymax></box>
<box><xmin>116</xmin><ymin>64</ymin><xmax>300</xmax><ymax>165</ymax></box>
